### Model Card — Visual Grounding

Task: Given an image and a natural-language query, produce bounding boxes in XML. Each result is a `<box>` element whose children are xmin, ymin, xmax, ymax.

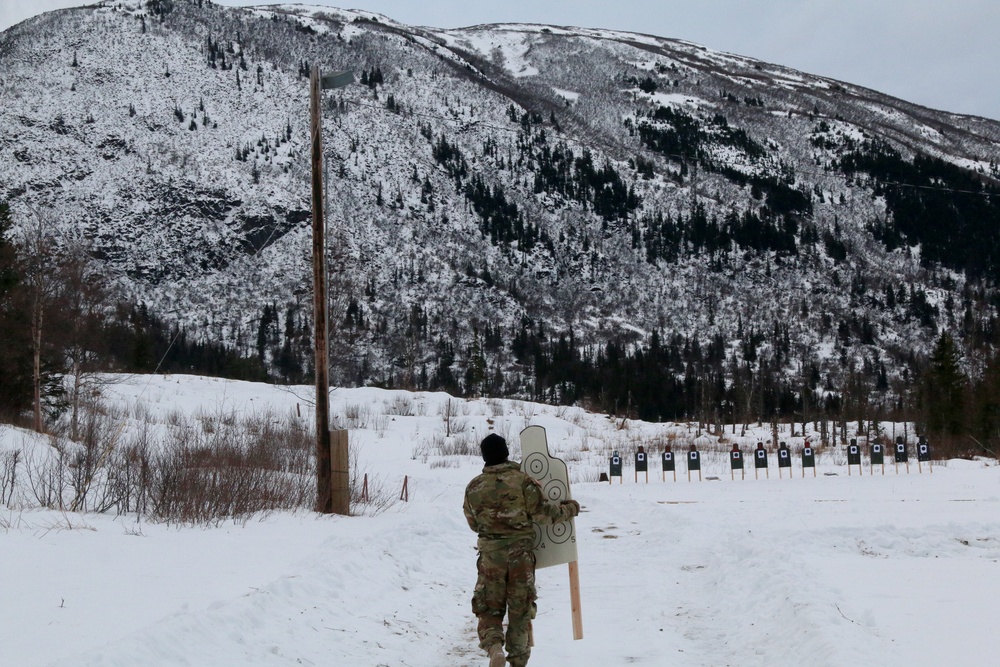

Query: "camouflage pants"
<box><xmin>472</xmin><ymin>541</ymin><xmax>537</xmax><ymax>667</ymax></box>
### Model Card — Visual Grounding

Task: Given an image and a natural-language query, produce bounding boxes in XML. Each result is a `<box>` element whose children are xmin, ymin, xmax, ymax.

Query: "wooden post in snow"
<box><xmin>569</xmin><ymin>560</ymin><xmax>583</xmax><ymax>640</ymax></box>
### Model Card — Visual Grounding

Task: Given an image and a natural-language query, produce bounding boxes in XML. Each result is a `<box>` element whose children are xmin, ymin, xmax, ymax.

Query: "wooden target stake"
<box><xmin>568</xmin><ymin>560</ymin><xmax>583</xmax><ymax>640</ymax></box>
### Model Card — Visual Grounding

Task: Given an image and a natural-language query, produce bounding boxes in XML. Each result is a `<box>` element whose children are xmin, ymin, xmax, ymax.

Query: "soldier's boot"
<box><xmin>487</xmin><ymin>643</ymin><xmax>505</xmax><ymax>667</ymax></box>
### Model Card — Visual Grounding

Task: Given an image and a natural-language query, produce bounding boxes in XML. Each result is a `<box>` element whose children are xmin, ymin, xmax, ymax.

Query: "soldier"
<box><xmin>464</xmin><ymin>433</ymin><xmax>580</xmax><ymax>667</ymax></box>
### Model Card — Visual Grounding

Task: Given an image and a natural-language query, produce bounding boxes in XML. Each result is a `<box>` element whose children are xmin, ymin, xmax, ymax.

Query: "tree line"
<box><xmin>2</xmin><ymin>195</ymin><xmax>998</xmax><ymax>459</ymax></box>
<box><xmin>0</xmin><ymin>201</ymin><xmax>268</xmax><ymax>431</ymax></box>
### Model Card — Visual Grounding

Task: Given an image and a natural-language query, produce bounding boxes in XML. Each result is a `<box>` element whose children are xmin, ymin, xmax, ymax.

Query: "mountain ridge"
<box><xmin>3</xmin><ymin>0</ymin><xmax>1000</xmax><ymax>426</ymax></box>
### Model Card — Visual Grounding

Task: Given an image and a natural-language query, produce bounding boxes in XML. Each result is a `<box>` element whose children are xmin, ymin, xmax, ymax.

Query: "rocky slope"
<box><xmin>3</xmin><ymin>0</ymin><xmax>1000</xmax><ymax>413</ymax></box>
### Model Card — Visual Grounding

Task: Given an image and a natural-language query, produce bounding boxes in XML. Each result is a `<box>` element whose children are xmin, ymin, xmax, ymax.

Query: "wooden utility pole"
<box><xmin>310</xmin><ymin>65</ymin><xmax>334</xmax><ymax>514</ymax></box>
<box><xmin>310</xmin><ymin>66</ymin><xmax>353</xmax><ymax>516</ymax></box>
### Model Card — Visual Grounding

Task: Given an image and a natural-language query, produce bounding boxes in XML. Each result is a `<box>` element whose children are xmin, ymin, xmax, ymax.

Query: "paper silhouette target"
<box><xmin>520</xmin><ymin>426</ymin><xmax>578</xmax><ymax>569</ymax></box>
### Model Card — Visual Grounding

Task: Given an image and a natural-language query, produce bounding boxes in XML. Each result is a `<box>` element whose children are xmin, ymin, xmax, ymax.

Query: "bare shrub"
<box><xmin>11</xmin><ymin>397</ymin><xmax>319</xmax><ymax>524</ymax></box>
<box><xmin>37</xmin><ymin>513</ymin><xmax>96</xmax><ymax>535</ymax></box>
<box><xmin>341</xmin><ymin>403</ymin><xmax>383</xmax><ymax>430</ymax></box>
<box><xmin>147</xmin><ymin>418</ymin><xmax>313</xmax><ymax>525</ymax></box>
<box><xmin>5</xmin><ymin>389</ymin><xmax>415</xmax><ymax>524</ymax></box>
<box><xmin>439</xmin><ymin>429</ymin><xmax>478</xmax><ymax>457</ymax></box>
<box><xmin>165</xmin><ymin>409</ymin><xmax>186</xmax><ymax>428</ymax></box>
<box><xmin>570</xmin><ymin>468</ymin><xmax>599</xmax><ymax>484</ymax></box>
<box><xmin>411</xmin><ymin>441</ymin><xmax>429</xmax><ymax>462</ymax></box>
<box><xmin>98</xmin><ymin>441</ymin><xmax>154</xmax><ymax>515</ymax></box>
<box><xmin>0</xmin><ymin>450</ymin><xmax>21</xmax><ymax>504</ymax></box>
<box><xmin>197</xmin><ymin>412</ymin><xmax>217</xmax><ymax>434</ymax></box>
<box><xmin>141</xmin><ymin>407</ymin><xmax>316</xmax><ymax>524</ymax></box>
<box><xmin>372</xmin><ymin>413</ymin><xmax>390</xmax><ymax>437</ymax></box>
<box><xmin>411</xmin><ymin>399</ymin><xmax>428</xmax><ymax>417</ymax></box>
<box><xmin>47</xmin><ymin>393</ymin><xmax>128</xmax><ymax>511</ymax></box>
<box><xmin>386</xmin><ymin>395</ymin><xmax>414</xmax><ymax>417</ymax></box>
<box><xmin>22</xmin><ymin>445</ymin><xmax>67</xmax><ymax>509</ymax></box>
<box><xmin>440</xmin><ymin>399</ymin><xmax>462</xmax><ymax>437</ymax></box>
<box><xmin>343</xmin><ymin>403</ymin><xmax>363</xmax><ymax>425</ymax></box>
<box><xmin>348</xmin><ymin>447</ymin><xmax>400</xmax><ymax>516</ymax></box>
<box><xmin>485</xmin><ymin>398</ymin><xmax>506</xmax><ymax>418</ymax></box>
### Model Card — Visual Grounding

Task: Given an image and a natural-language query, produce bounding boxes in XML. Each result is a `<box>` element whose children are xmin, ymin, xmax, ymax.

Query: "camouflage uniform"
<box><xmin>464</xmin><ymin>461</ymin><xmax>578</xmax><ymax>667</ymax></box>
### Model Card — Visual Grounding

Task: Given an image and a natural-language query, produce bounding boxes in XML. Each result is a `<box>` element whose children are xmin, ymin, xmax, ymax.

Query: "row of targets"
<box><xmin>846</xmin><ymin>436</ymin><xmax>933</xmax><ymax>475</ymax></box>
<box><xmin>606</xmin><ymin>436</ymin><xmax>933</xmax><ymax>483</ymax></box>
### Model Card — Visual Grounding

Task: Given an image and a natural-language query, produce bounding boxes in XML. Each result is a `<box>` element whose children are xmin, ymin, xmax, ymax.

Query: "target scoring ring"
<box><xmin>532</xmin><ymin>524</ymin><xmax>545</xmax><ymax>550</ymax></box>
<box><xmin>547</xmin><ymin>521</ymin><xmax>573</xmax><ymax>544</ymax></box>
<box><xmin>544</xmin><ymin>479</ymin><xmax>567</xmax><ymax>502</ymax></box>
<box><xmin>524</xmin><ymin>452</ymin><xmax>550</xmax><ymax>479</ymax></box>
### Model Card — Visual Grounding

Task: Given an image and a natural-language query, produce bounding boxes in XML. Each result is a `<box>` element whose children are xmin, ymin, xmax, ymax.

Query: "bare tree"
<box><xmin>17</xmin><ymin>207</ymin><xmax>64</xmax><ymax>432</ymax></box>
<box><xmin>59</xmin><ymin>245</ymin><xmax>115</xmax><ymax>441</ymax></box>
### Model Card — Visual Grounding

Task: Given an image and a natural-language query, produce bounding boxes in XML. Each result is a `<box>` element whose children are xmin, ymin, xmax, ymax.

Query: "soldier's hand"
<box><xmin>561</xmin><ymin>499</ymin><xmax>581</xmax><ymax>517</ymax></box>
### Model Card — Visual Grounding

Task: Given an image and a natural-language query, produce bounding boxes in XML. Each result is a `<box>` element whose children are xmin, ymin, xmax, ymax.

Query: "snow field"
<box><xmin>2</xmin><ymin>375</ymin><xmax>1000</xmax><ymax>666</ymax></box>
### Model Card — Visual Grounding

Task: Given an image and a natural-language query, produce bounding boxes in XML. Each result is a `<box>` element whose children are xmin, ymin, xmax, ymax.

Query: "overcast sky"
<box><xmin>2</xmin><ymin>0</ymin><xmax>998</xmax><ymax>121</ymax></box>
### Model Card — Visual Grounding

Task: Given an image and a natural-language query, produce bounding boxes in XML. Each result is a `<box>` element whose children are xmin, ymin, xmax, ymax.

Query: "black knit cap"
<box><xmin>481</xmin><ymin>433</ymin><xmax>509</xmax><ymax>466</ymax></box>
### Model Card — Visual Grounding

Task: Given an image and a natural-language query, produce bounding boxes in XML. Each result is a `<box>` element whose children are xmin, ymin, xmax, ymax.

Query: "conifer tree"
<box><xmin>0</xmin><ymin>201</ymin><xmax>33</xmax><ymax>419</ymax></box>
<box><xmin>924</xmin><ymin>333</ymin><xmax>966</xmax><ymax>439</ymax></box>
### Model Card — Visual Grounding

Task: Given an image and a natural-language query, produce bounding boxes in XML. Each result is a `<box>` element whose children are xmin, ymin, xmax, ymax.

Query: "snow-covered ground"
<box><xmin>2</xmin><ymin>375</ymin><xmax>1000</xmax><ymax>666</ymax></box>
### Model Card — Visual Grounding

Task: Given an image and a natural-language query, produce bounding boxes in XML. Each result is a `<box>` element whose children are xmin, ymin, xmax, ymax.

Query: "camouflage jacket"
<box><xmin>463</xmin><ymin>461</ymin><xmax>575</xmax><ymax>552</ymax></box>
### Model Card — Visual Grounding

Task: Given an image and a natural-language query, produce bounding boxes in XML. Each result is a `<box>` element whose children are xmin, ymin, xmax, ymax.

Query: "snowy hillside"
<box><xmin>2</xmin><ymin>374</ymin><xmax>1000</xmax><ymax>666</ymax></box>
<box><xmin>3</xmin><ymin>1</ymin><xmax>1000</xmax><ymax>414</ymax></box>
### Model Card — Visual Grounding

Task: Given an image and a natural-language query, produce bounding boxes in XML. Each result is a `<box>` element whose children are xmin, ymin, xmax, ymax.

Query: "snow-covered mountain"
<box><xmin>3</xmin><ymin>0</ymin><xmax>1000</xmax><ymax>410</ymax></box>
